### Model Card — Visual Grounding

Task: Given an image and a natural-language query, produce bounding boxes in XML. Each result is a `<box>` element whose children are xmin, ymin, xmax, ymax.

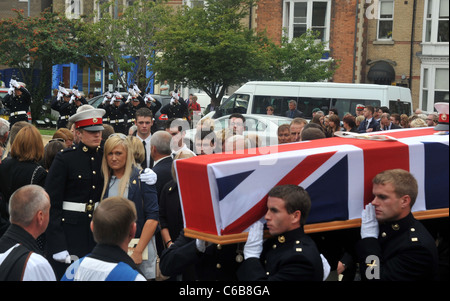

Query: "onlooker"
<box><xmin>342</xmin><ymin>115</ymin><xmax>358</xmax><ymax>133</ymax></box>
<box><xmin>61</xmin><ymin>196</ymin><xmax>146</xmax><ymax>281</ymax></box>
<box><xmin>0</xmin><ymin>126</ymin><xmax>46</xmax><ymax>221</ymax></box>
<box><xmin>133</xmin><ymin>107</ymin><xmax>154</xmax><ymax>169</ymax></box>
<box><xmin>357</xmin><ymin>169</ymin><xmax>439</xmax><ymax>280</ymax></box>
<box><xmin>290</xmin><ymin>118</ymin><xmax>307</xmax><ymax>142</ymax></box>
<box><xmin>150</xmin><ymin>130</ymin><xmax>174</xmax><ymax>199</ymax></box>
<box><xmin>166</xmin><ymin>118</ymin><xmax>194</xmax><ymax>156</ymax></box>
<box><xmin>160</xmin><ymin>80</ymin><xmax>170</xmax><ymax>96</ymax></box>
<box><xmin>325</xmin><ymin>114</ymin><xmax>342</xmax><ymax>137</ymax></box>
<box><xmin>228</xmin><ymin>113</ymin><xmax>245</xmax><ymax>136</ymax></box>
<box><xmin>266</xmin><ymin>106</ymin><xmax>274</xmax><ymax>115</ymax></box>
<box><xmin>42</xmin><ymin>139</ymin><xmax>65</xmax><ymax>171</ymax></box>
<box><xmin>390</xmin><ymin>113</ymin><xmax>401</xmax><ymax>127</ymax></box>
<box><xmin>286</xmin><ymin>100</ymin><xmax>304</xmax><ymax>118</ymax></box>
<box><xmin>0</xmin><ymin>118</ymin><xmax>11</xmax><ymax>161</ymax></box>
<box><xmin>426</xmin><ymin>113</ymin><xmax>439</xmax><ymax>127</ymax></box>
<box><xmin>0</xmin><ymin>185</ymin><xmax>56</xmax><ymax>281</ymax></box>
<box><xmin>100</xmin><ymin>134</ymin><xmax>159</xmax><ymax>279</ymax></box>
<box><xmin>410</xmin><ymin>118</ymin><xmax>427</xmax><ymax>128</ymax></box>
<box><xmin>188</xmin><ymin>95</ymin><xmax>201</xmax><ymax>123</ymax></box>
<box><xmin>195</xmin><ymin>130</ymin><xmax>216</xmax><ymax>155</ymax></box>
<box><xmin>237</xmin><ymin>185</ymin><xmax>326</xmax><ymax>281</ymax></box>
<box><xmin>52</xmin><ymin>128</ymin><xmax>74</xmax><ymax>148</ymax></box>
<box><xmin>357</xmin><ymin>105</ymin><xmax>379</xmax><ymax>133</ymax></box>
<box><xmin>379</xmin><ymin>113</ymin><xmax>401</xmax><ymax>131</ymax></box>
<box><xmin>277</xmin><ymin>124</ymin><xmax>291</xmax><ymax>144</ymax></box>
<box><xmin>400</xmin><ymin>114</ymin><xmax>410</xmax><ymax>128</ymax></box>
<box><xmin>301</xmin><ymin>127</ymin><xmax>326</xmax><ymax>141</ymax></box>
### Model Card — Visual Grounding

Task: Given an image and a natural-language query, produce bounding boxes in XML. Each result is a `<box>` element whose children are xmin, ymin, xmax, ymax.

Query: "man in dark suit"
<box><xmin>357</xmin><ymin>169</ymin><xmax>439</xmax><ymax>281</ymax></box>
<box><xmin>285</xmin><ymin>100</ymin><xmax>304</xmax><ymax>118</ymax></box>
<box><xmin>357</xmin><ymin>105</ymin><xmax>380</xmax><ymax>133</ymax></box>
<box><xmin>150</xmin><ymin>130</ymin><xmax>173</xmax><ymax>199</ymax></box>
<box><xmin>379</xmin><ymin>113</ymin><xmax>402</xmax><ymax>131</ymax></box>
<box><xmin>237</xmin><ymin>185</ymin><xmax>325</xmax><ymax>281</ymax></box>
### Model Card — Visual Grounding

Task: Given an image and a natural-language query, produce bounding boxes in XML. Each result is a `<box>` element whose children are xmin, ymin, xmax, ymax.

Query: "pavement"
<box><xmin>42</xmin><ymin>135</ymin><xmax>52</xmax><ymax>145</ymax></box>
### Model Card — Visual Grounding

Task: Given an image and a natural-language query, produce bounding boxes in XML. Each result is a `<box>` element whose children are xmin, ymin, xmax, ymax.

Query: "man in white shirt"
<box><xmin>0</xmin><ymin>185</ymin><xmax>56</xmax><ymax>281</ymax></box>
<box><xmin>134</xmin><ymin>108</ymin><xmax>154</xmax><ymax>169</ymax></box>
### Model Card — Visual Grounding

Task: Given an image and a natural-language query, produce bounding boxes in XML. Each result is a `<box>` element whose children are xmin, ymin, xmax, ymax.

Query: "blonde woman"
<box><xmin>101</xmin><ymin>133</ymin><xmax>159</xmax><ymax>279</ymax></box>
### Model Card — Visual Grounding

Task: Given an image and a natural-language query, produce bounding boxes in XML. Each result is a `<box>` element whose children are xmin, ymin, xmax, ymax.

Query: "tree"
<box><xmin>153</xmin><ymin>0</ymin><xmax>275</xmax><ymax>106</ymax></box>
<box><xmin>272</xmin><ymin>30</ymin><xmax>338</xmax><ymax>82</ymax></box>
<box><xmin>80</xmin><ymin>0</ymin><xmax>171</xmax><ymax>92</ymax></box>
<box><xmin>0</xmin><ymin>8</ymin><xmax>88</xmax><ymax>120</ymax></box>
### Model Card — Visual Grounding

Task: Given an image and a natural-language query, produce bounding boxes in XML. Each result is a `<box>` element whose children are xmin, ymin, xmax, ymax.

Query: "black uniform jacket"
<box><xmin>356</xmin><ymin>213</ymin><xmax>439</xmax><ymax>281</ymax></box>
<box><xmin>160</xmin><ymin>230</ymin><xmax>243</xmax><ymax>281</ymax></box>
<box><xmin>2</xmin><ymin>87</ymin><xmax>31</xmax><ymax>125</ymax></box>
<box><xmin>44</xmin><ymin>142</ymin><xmax>103</xmax><ymax>258</ymax></box>
<box><xmin>237</xmin><ymin>227</ymin><xmax>324</xmax><ymax>281</ymax></box>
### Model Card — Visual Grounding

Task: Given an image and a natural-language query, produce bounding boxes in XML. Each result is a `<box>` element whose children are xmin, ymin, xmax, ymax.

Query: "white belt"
<box><xmin>63</xmin><ymin>201</ymin><xmax>98</xmax><ymax>213</ymax></box>
<box><xmin>10</xmin><ymin>111</ymin><xmax>27</xmax><ymax>116</ymax></box>
<box><xmin>60</xmin><ymin>115</ymin><xmax>70</xmax><ymax>120</ymax></box>
<box><xmin>113</xmin><ymin>119</ymin><xmax>125</xmax><ymax>123</ymax></box>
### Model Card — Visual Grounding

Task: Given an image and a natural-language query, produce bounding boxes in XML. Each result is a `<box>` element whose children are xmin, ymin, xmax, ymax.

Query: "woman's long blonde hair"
<box><xmin>101</xmin><ymin>134</ymin><xmax>135</xmax><ymax>200</ymax></box>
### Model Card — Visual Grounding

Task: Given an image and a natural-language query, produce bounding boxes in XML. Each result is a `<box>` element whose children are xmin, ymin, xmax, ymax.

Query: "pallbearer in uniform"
<box><xmin>44</xmin><ymin>108</ymin><xmax>106</xmax><ymax>279</ymax></box>
<box><xmin>3</xmin><ymin>77</ymin><xmax>31</xmax><ymax>128</ymax></box>
<box><xmin>237</xmin><ymin>185</ymin><xmax>326</xmax><ymax>281</ymax></box>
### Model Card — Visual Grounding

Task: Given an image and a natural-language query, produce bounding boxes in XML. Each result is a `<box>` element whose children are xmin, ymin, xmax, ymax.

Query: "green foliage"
<box><xmin>273</xmin><ymin>30</ymin><xmax>338</xmax><ymax>82</ymax></box>
<box><xmin>0</xmin><ymin>8</ymin><xmax>88</xmax><ymax>121</ymax></box>
<box><xmin>153</xmin><ymin>0</ymin><xmax>274</xmax><ymax>105</ymax></box>
<box><xmin>79</xmin><ymin>0</ymin><xmax>172</xmax><ymax>90</ymax></box>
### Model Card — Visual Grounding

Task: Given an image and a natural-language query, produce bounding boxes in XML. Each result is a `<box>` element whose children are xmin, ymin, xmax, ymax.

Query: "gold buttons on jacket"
<box><xmin>278</xmin><ymin>236</ymin><xmax>285</xmax><ymax>243</ymax></box>
<box><xmin>392</xmin><ymin>223</ymin><xmax>400</xmax><ymax>231</ymax></box>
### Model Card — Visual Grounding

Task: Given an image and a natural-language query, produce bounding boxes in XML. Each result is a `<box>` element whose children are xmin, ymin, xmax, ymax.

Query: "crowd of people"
<box><xmin>0</xmin><ymin>82</ymin><xmax>448</xmax><ymax>282</ymax></box>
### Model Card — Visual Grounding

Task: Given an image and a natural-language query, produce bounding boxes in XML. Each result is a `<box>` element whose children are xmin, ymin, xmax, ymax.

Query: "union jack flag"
<box><xmin>175</xmin><ymin>128</ymin><xmax>449</xmax><ymax>238</ymax></box>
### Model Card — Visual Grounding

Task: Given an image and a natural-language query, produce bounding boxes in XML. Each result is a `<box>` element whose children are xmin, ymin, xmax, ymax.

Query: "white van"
<box><xmin>213</xmin><ymin>81</ymin><xmax>412</xmax><ymax>119</ymax></box>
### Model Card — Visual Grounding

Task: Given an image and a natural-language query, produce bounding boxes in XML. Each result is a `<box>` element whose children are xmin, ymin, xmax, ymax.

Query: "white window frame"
<box><xmin>420</xmin><ymin>64</ymin><xmax>449</xmax><ymax>112</ymax></box>
<box><xmin>376</xmin><ymin>0</ymin><xmax>394</xmax><ymax>40</ymax></box>
<box><xmin>65</xmin><ymin>0</ymin><xmax>82</xmax><ymax>19</ymax></box>
<box><xmin>423</xmin><ymin>0</ymin><xmax>449</xmax><ymax>43</ymax></box>
<box><xmin>282</xmin><ymin>0</ymin><xmax>331</xmax><ymax>47</ymax></box>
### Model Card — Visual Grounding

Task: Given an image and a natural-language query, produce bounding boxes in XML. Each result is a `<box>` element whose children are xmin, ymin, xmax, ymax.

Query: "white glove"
<box><xmin>243</xmin><ymin>221</ymin><xmax>264</xmax><ymax>260</ymax></box>
<box><xmin>133</xmin><ymin>84</ymin><xmax>141</xmax><ymax>94</ymax></box>
<box><xmin>53</xmin><ymin>250</ymin><xmax>71</xmax><ymax>264</ymax></box>
<box><xmin>320</xmin><ymin>254</ymin><xmax>331</xmax><ymax>281</ymax></box>
<box><xmin>170</xmin><ymin>97</ymin><xmax>176</xmax><ymax>105</ymax></box>
<box><xmin>59</xmin><ymin>86</ymin><xmax>69</xmax><ymax>95</ymax></box>
<box><xmin>102</xmin><ymin>97</ymin><xmax>108</xmax><ymax>104</ymax></box>
<box><xmin>140</xmin><ymin>168</ymin><xmax>157</xmax><ymax>185</ymax></box>
<box><xmin>10</xmin><ymin>79</ymin><xmax>19</xmax><ymax>89</ymax></box>
<box><xmin>57</xmin><ymin>91</ymin><xmax>63</xmax><ymax>101</ymax></box>
<box><xmin>73</xmin><ymin>89</ymin><xmax>81</xmax><ymax>98</ymax></box>
<box><xmin>196</xmin><ymin>239</ymin><xmax>208</xmax><ymax>253</ymax></box>
<box><xmin>69</xmin><ymin>95</ymin><xmax>75</xmax><ymax>104</ymax></box>
<box><xmin>126</xmin><ymin>95</ymin><xmax>131</xmax><ymax>104</ymax></box>
<box><xmin>8</xmin><ymin>87</ymin><xmax>14</xmax><ymax>95</ymax></box>
<box><xmin>361</xmin><ymin>203</ymin><xmax>379</xmax><ymax>239</ymax></box>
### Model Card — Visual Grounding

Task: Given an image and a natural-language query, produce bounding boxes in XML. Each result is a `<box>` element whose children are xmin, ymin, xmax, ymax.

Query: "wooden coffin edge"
<box><xmin>184</xmin><ymin>208</ymin><xmax>449</xmax><ymax>245</ymax></box>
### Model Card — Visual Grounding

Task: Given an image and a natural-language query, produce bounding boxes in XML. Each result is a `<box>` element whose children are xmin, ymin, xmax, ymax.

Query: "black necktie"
<box><xmin>142</xmin><ymin>140</ymin><xmax>147</xmax><ymax>169</ymax></box>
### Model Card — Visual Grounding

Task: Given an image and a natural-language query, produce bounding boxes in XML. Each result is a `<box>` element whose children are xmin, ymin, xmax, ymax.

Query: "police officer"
<box><xmin>356</xmin><ymin>169</ymin><xmax>439</xmax><ymax>281</ymax></box>
<box><xmin>237</xmin><ymin>185</ymin><xmax>326</xmax><ymax>281</ymax></box>
<box><xmin>44</xmin><ymin>108</ymin><xmax>106</xmax><ymax>279</ymax></box>
<box><xmin>105</xmin><ymin>92</ymin><xmax>128</xmax><ymax>135</ymax></box>
<box><xmin>3</xmin><ymin>78</ymin><xmax>31</xmax><ymax>128</ymax></box>
<box><xmin>51</xmin><ymin>83</ymin><xmax>72</xmax><ymax>129</ymax></box>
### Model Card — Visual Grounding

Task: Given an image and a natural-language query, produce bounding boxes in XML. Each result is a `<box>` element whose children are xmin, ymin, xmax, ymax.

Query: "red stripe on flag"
<box><xmin>221</xmin><ymin>151</ymin><xmax>337</xmax><ymax>235</ymax></box>
<box><xmin>177</xmin><ymin>160</ymin><xmax>218</xmax><ymax>235</ymax></box>
<box><xmin>351</xmin><ymin>139</ymin><xmax>411</xmax><ymax>205</ymax></box>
